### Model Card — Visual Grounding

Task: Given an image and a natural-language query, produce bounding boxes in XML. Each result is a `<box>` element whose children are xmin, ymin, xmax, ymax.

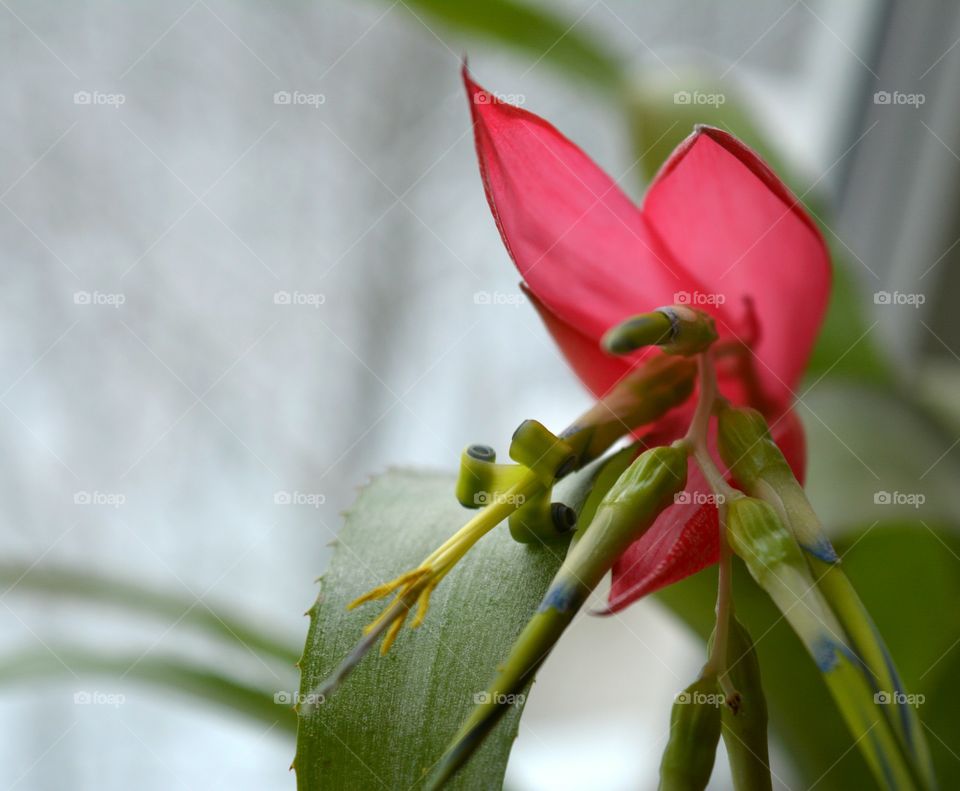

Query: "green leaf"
<box><xmin>801</xmin><ymin>382</ymin><xmax>960</xmax><ymax>530</ymax></box>
<box><xmin>0</xmin><ymin>646</ymin><xmax>297</xmax><ymax>734</ymax></box>
<box><xmin>626</xmin><ymin>73</ymin><xmax>783</xmax><ymax>185</ymax></box>
<box><xmin>657</xmin><ymin>521</ymin><xmax>960</xmax><ymax>790</ymax></box>
<box><xmin>0</xmin><ymin>563</ymin><xmax>298</xmax><ymax>667</ymax></box>
<box><xmin>392</xmin><ymin>0</ymin><xmax>622</xmax><ymax>90</ymax></box>
<box><xmin>294</xmin><ymin>469</ymin><xmax>566</xmax><ymax>790</ymax></box>
<box><xmin>806</xmin><ymin>253</ymin><xmax>891</xmax><ymax>385</ymax></box>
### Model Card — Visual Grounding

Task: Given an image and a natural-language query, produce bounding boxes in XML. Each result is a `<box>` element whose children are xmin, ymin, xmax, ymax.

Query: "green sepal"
<box><xmin>658</xmin><ymin>674</ymin><xmax>723</xmax><ymax>791</ymax></box>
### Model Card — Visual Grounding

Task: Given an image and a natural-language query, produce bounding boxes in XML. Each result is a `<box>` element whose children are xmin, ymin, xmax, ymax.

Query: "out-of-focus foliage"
<box><xmin>395</xmin><ymin>0</ymin><xmax>622</xmax><ymax>89</ymax></box>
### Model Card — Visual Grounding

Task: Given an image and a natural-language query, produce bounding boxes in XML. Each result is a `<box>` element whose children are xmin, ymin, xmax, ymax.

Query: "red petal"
<box><xmin>603</xmin><ymin>457</ymin><xmax>719</xmax><ymax>613</ymax></box>
<box><xmin>604</xmin><ymin>408</ymin><xmax>806</xmax><ymax>612</ymax></box>
<box><xmin>521</xmin><ymin>283</ymin><xmax>632</xmax><ymax>399</ymax></box>
<box><xmin>644</xmin><ymin>127</ymin><xmax>830</xmax><ymax>408</ymax></box>
<box><xmin>464</xmin><ymin>68</ymin><xmax>727</xmax><ymax>352</ymax></box>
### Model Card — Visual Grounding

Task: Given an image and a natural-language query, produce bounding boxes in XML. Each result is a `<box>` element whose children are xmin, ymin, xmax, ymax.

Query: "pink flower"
<box><xmin>464</xmin><ymin>67</ymin><xmax>830</xmax><ymax>610</ymax></box>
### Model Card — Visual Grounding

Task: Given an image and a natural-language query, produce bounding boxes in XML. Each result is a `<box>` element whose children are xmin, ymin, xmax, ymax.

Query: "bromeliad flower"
<box><xmin>310</xmin><ymin>67</ymin><xmax>933</xmax><ymax>791</ymax></box>
<box><xmin>461</xmin><ymin>66</ymin><xmax>828</xmax><ymax>611</ymax></box>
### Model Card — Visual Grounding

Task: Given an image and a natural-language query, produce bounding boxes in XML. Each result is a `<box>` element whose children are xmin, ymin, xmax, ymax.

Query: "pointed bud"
<box><xmin>716</xmin><ymin>618</ymin><xmax>772</xmax><ymax>791</ymax></box>
<box><xmin>718</xmin><ymin>405</ymin><xmax>838</xmax><ymax>563</ymax></box>
<box><xmin>602</xmin><ymin>311</ymin><xmax>674</xmax><ymax>354</ymax></box>
<box><xmin>716</xmin><ymin>405</ymin><xmax>787</xmax><ymax>487</ymax></box>
<box><xmin>725</xmin><ymin>497</ymin><xmax>806</xmax><ymax>586</ymax></box>
<box><xmin>658</xmin><ymin>675</ymin><xmax>722</xmax><ymax>791</ymax></box>
<box><xmin>602</xmin><ymin>306</ymin><xmax>717</xmax><ymax>357</ymax></box>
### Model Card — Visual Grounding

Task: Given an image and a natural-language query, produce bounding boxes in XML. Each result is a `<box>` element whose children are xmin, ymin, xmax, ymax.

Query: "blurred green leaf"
<box><xmin>626</xmin><ymin>72</ymin><xmax>782</xmax><ymax>183</ymax></box>
<box><xmin>0</xmin><ymin>647</ymin><xmax>296</xmax><ymax>734</ymax></box>
<box><xmin>294</xmin><ymin>470</ymin><xmax>566</xmax><ymax>790</ymax></box>
<box><xmin>393</xmin><ymin>0</ymin><xmax>622</xmax><ymax>89</ymax></box>
<box><xmin>656</xmin><ymin>521</ymin><xmax>960</xmax><ymax>790</ymax></box>
<box><xmin>801</xmin><ymin>382</ymin><xmax>960</xmax><ymax>530</ymax></box>
<box><xmin>806</xmin><ymin>253</ymin><xmax>891</xmax><ymax>384</ymax></box>
<box><xmin>0</xmin><ymin>563</ymin><xmax>298</xmax><ymax>666</ymax></box>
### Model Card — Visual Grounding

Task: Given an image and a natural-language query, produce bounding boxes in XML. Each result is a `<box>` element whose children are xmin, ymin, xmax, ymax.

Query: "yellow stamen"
<box><xmin>380</xmin><ymin>612</ymin><xmax>407</xmax><ymax>655</ymax></box>
<box><xmin>348</xmin><ymin>567</ymin><xmax>430</xmax><ymax>610</ymax></box>
<box><xmin>411</xmin><ymin>580</ymin><xmax>439</xmax><ymax>628</ymax></box>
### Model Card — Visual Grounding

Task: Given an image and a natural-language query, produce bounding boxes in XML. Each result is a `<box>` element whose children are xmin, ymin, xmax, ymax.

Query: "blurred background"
<box><xmin>3</xmin><ymin>0</ymin><xmax>960</xmax><ymax>788</ymax></box>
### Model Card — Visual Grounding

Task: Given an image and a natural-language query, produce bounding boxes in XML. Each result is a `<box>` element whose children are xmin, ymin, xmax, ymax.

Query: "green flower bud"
<box><xmin>548</xmin><ymin>444</ymin><xmax>688</xmax><ymax>604</ymax></box>
<box><xmin>718</xmin><ymin>405</ymin><xmax>839</xmax><ymax>564</ymax></box>
<box><xmin>602</xmin><ymin>306</ymin><xmax>717</xmax><ymax>357</ymax></box>
<box><xmin>725</xmin><ymin>497</ymin><xmax>805</xmax><ymax>587</ymax></box>
<box><xmin>717</xmin><ymin>618</ymin><xmax>772</xmax><ymax>791</ymax></box>
<box><xmin>716</xmin><ymin>405</ymin><xmax>788</xmax><ymax>487</ymax></box>
<box><xmin>658</xmin><ymin>675</ymin><xmax>722</xmax><ymax>791</ymax></box>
